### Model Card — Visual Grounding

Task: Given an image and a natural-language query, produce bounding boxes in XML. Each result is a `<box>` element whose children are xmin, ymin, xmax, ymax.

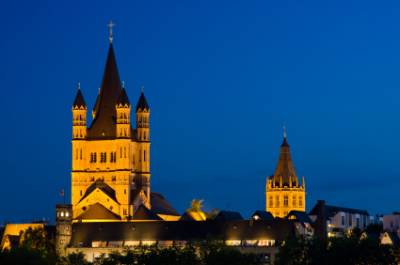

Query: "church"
<box><xmin>265</xmin><ymin>129</ymin><xmax>306</xmax><ymax>218</ymax></box>
<box><xmin>70</xmin><ymin>32</ymin><xmax>180</xmax><ymax>222</ymax></box>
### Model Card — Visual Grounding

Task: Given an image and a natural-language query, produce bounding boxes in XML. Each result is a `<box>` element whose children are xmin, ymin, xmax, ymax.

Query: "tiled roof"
<box><xmin>88</xmin><ymin>43</ymin><xmax>123</xmax><ymax>139</ymax></box>
<box><xmin>73</xmin><ymin>89</ymin><xmax>86</xmax><ymax>108</ymax></box>
<box><xmin>69</xmin><ymin>219</ymin><xmax>296</xmax><ymax>247</ymax></box>
<box><xmin>136</xmin><ymin>92</ymin><xmax>149</xmax><ymax>111</ymax></box>
<box><xmin>76</xmin><ymin>203</ymin><xmax>121</xmax><ymax>220</ymax></box>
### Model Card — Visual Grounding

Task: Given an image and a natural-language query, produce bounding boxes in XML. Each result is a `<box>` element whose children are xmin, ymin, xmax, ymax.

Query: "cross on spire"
<box><xmin>107</xmin><ymin>20</ymin><xmax>116</xmax><ymax>43</ymax></box>
<box><xmin>283</xmin><ymin>124</ymin><xmax>287</xmax><ymax>139</ymax></box>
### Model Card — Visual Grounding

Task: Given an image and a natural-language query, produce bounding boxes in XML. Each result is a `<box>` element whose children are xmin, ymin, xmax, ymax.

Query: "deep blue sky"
<box><xmin>1</xmin><ymin>0</ymin><xmax>400</xmax><ymax>223</ymax></box>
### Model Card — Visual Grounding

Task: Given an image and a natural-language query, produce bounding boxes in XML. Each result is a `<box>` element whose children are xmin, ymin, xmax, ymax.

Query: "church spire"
<box><xmin>273</xmin><ymin>127</ymin><xmax>297</xmax><ymax>186</ymax></box>
<box><xmin>72</xmin><ymin>82</ymin><xmax>86</xmax><ymax>108</ymax></box>
<box><xmin>136</xmin><ymin>89</ymin><xmax>150</xmax><ymax>111</ymax></box>
<box><xmin>88</xmin><ymin>37</ymin><xmax>122</xmax><ymax>138</ymax></box>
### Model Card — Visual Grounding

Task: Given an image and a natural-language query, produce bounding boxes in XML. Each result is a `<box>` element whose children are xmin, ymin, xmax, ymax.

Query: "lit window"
<box><xmin>284</xmin><ymin>195</ymin><xmax>288</xmax><ymax>207</ymax></box>
<box><xmin>225</xmin><ymin>240</ymin><xmax>241</xmax><ymax>246</ymax></box>
<box><xmin>65</xmin><ymin>212</ymin><xmax>69</xmax><ymax>217</ymax></box>
<box><xmin>61</xmin><ymin>212</ymin><xmax>64</xmax><ymax>217</ymax></box>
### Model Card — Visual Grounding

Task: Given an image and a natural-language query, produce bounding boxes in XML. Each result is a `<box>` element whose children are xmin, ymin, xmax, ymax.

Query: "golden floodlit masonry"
<box><xmin>265</xmin><ymin>128</ymin><xmax>306</xmax><ymax>218</ymax></box>
<box><xmin>71</xmin><ymin>42</ymin><xmax>151</xmax><ymax>221</ymax></box>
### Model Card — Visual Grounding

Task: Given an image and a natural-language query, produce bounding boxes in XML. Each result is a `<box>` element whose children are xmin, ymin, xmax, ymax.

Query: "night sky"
<box><xmin>1</xmin><ymin>0</ymin><xmax>400</xmax><ymax>223</ymax></box>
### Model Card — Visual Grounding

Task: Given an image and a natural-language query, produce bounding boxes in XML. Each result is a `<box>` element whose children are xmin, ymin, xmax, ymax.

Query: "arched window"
<box><xmin>284</xmin><ymin>195</ymin><xmax>288</xmax><ymax>207</ymax></box>
<box><xmin>144</xmin><ymin>150</ymin><xmax>146</xmax><ymax>162</ymax></box>
<box><xmin>80</xmin><ymin>149</ymin><xmax>82</xmax><ymax>160</ymax></box>
<box><xmin>299</xmin><ymin>196</ymin><xmax>303</xmax><ymax>207</ymax></box>
<box><xmin>269</xmin><ymin>196</ymin><xmax>273</xmax><ymax>208</ymax></box>
<box><xmin>293</xmin><ymin>196</ymin><xmax>297</xmax><ymax>207</ymax></box>
<box><xmin>275</xmin><ymin>196</ymin><xmax>279</xmax><ymax>207</ymax></box>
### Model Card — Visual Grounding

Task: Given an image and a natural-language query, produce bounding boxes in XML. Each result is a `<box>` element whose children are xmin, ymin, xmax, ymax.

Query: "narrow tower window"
<box><xmin>144</xmin><ymin>150</ymin><xmax>146</xmax><ymax>162</ymax></box>
<box><xmin>284</xmin><ymin>195</ymin><xmax>288</xmax><ymax>207</ymax></box>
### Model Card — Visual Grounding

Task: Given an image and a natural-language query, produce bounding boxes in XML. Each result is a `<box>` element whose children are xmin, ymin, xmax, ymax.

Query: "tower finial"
<box><xmin>77</xmin><ymin>81</ymin><xmax>81</xmax><ymax>90</ymax></box>
<box><xmin>107</xmin><ymin>20</ymin><xmax>116</xmax><ymax>43</ymax></box>
<box><xmin>141</xmin><ymin>85</ymin><xmax>144</xmax><ymax>93</ymax></box>
<box><xmin>122</xmin><ymin>80</ymin><xmax>125</xmax><ymax>88</ymax></box>
<box><xmin>283</xmin><ymin>124</ymin><xmax>287</xmax><ymax>139</ymax></box>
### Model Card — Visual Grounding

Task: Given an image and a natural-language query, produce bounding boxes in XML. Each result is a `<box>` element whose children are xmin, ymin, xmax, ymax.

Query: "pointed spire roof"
<box><xmin>88</xmin><ymin>43</ymin><xmax>123</xmax><ymax>138</ymax></box>
<box><xmin>117</xmin><ymin>87</ymin><xmax>130</xmax><ymax>106</ymax></box>
<box><xmin>136</xmin><ymin>91</ymin><xmax>149</xmax><ymax>111</ymax></box>
<box><xmin>273</xmin><ymin>132</ymin><xmax>298</xmax><ymax>186</ymax></box>
<box><xmin>72</xmin><ymin>86</ymin><xmax>86</xmax><ymax>108</ymax></box>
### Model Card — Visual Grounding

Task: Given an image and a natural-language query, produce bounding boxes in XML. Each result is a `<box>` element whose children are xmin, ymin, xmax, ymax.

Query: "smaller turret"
<box><xmin>136</xmin><ymin>89</ymin><xmax>150</xmax><ymax>142</ymax></box>
<box><xmin>116</xmin><ymin>84</ymin><xmax>131</xmax><ymax>138</ymax></box>
<box><xmin>55</xmin><ymin>204</ymin><xmax>72</xmax><ymax>256</ymax></box>
<box><xmin>72</xmin><ymin>83</ymin><xmax>87</xmax><ymax>139</ymax></box>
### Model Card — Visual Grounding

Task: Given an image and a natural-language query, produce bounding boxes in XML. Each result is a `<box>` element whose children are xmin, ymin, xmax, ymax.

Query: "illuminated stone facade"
<box><xmin>71</xmin><ymin>42</ymin><xmax>151</xmax><ymax>220</ymax></box>
<box><xmin>266</xmin><ymin>134</ymin><xmax>306</xmax><ymax>218</ymax></box>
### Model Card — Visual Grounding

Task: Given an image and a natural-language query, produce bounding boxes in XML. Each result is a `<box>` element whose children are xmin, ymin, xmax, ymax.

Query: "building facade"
<box><xmin>266</xmin><ymin>133</ymin><xmax>306</xmax><ymax>218</ymax></box>
<box><xmin>309</xmin><ymin>200</ymin><xmax>373</xmax><ymax>237</ymax></box>
<box><xmin>71</xmin><ymin>40</ymin><xmax>151</xmax><ymax>220</ymax></box>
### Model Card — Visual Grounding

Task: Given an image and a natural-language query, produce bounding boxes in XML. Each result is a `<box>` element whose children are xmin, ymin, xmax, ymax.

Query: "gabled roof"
<box><xmin>79</xmin><ymin>180</ymin><xmax>117</xmax><ymax>203</ymax></box>
<box><xmin>88</xmin><ymin>43</ymin><xmax>123</xmax><ymax>139</ymax></box>
<box><xmin>72</xmin><ymin>89</ymin><xmax>86</xmax><ymax>108</ymax></box>
<box><xmin>150</xmin><ymin>192</ymin><xmax>180</xmax><ymax>216</ymax></box>
<box><xmin>286</xmin><ymin>210</ymin><xmax>312</xmax><ymax>223</ymax></box>
<box><xmin>309</xmin><ymin>203</ymin><xmax>369</xmax><ymax>218</ymax></box>
<box><xmin>76</xmin><ymin>203</ymin><xmax>121</xmax><ymax>220</ymax></box>
<box><xmin>132</xmin><ymin>205</ymin><xmax>162</xmax><ymax>221</ymax></box>
<box><xmin>271</xmin><ymin>135</ymin><xmax>298</xmax><ymax>186</ymax></box>
<box><xmin>251</xmin><ymin>210</ymin><xmax>274</xmax><ymax>221</ymax></box>
<box><xmin>214</xmin><ymin>211</ymin><xmax>243</xmax><ymax>221</ymax></box>
<box><xmin>117</xmin><ymin>87</ymin><xmax>130</xmax><ymax>106</ymax></box>
<box><xmin>136</xmin><ymin>92</ymin><xmax>149</xmax><ymax>111</ymax></box>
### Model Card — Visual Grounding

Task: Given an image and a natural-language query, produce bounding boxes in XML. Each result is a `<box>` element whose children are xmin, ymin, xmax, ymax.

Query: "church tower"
<box><xmin>266</xmin><ymin>129</ymin><xmax>306</xmax><ymax>218</ymax></box>
<box><xmin>70</xmin><ymin>27</ymin><xmax>152</xmax><ymax>221</ymax></box>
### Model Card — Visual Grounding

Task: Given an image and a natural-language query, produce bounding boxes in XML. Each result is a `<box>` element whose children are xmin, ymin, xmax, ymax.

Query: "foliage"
<box><xmin>0</xmin><ymin>227</ymin><xmax>57</xmax><ymax>265</ymax></box>
<box><xmin>275</xmin><ymin>234</ymin><xmax>400</xmax><ymax>265</ymax></box>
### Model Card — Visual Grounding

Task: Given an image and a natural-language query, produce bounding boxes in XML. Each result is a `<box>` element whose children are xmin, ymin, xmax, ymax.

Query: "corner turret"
<box><xmin>72</xmin><ymin>83</ymin><xmax>87</xmax><ymax>139</ymax></box>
